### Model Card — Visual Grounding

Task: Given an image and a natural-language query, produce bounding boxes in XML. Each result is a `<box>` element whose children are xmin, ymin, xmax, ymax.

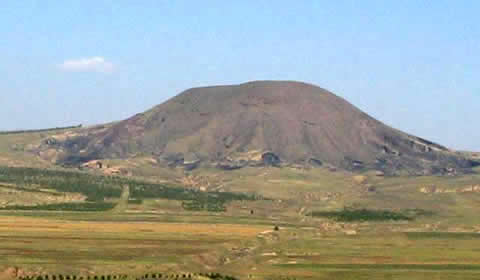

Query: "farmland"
<box><xmin>2</xmin><ymin>213</ymin><xmax>480</xmax><ymax>280</ymax></box>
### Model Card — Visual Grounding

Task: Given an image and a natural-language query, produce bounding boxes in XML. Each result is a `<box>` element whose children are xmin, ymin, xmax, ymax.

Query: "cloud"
<box><xmin>59</xmin><ymin>57</ymin><xmax>114</xmax><ymax>73</ymax></box>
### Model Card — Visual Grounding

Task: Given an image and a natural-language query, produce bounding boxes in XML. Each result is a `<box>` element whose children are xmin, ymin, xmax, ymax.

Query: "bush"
<box><xmin>127</xmin><ymin>199</ymin><xmax>143</xmax><ymax>205</ymax></box>
<box><xmin>309</xmin><ymin>208</ymin><xmax>413</xmax><ymax>222</ymax></box>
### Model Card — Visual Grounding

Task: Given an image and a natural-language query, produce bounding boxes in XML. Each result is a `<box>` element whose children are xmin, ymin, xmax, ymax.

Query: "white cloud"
<box><xmin>59</xmin><ymin>57</ymin><xmax>114</xmax><ymax>73</ymax></box>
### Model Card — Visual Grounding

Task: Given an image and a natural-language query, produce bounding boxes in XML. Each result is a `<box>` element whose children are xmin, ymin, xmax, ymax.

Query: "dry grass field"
<box><xmin>0</xmin><ymin>215</ymin><xmax>270</xmax><ymax>276</ymax></box>
<box><xmin>2</xmin><ymin>213</ymin><xmax>480</xmax><ymax>280</ymax></box>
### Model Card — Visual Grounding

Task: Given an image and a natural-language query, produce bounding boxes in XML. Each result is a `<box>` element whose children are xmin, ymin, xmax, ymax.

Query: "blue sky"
<box><xmin>1</xmin><ymin>1</ymin><xmax>478</xmax><ymax>150</ymax></box>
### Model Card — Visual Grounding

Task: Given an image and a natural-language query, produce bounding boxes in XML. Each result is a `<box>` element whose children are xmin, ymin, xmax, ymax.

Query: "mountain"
<box><xmin>51</xmin><ymin>81</ymin><xmax>478</xmax><ymax>175</ymax></box>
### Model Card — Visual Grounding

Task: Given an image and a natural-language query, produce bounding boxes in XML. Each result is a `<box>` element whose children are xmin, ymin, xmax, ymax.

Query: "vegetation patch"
<box><xmin>0</xmin><ymin>183</ymin><xmax>62</xmax><ymax>196</ymax></box>
<box><xmin>127</xmin><ymin>199</ymin><xmax>143</xmax><ymax>204</ymax></box>
<box><xmin>0</xmin><ymin>166</ymin><xmax>260</xmax><ymax>212</ymax></box>
<box><xmin>275</xmin><ymin>263</ymin><xmax>480</xmax><ymax>271</ymax></box>
<box><xmin>308</xmin><ymin>208</ymin><xmax>415</xmax><ymax>222</ymax></box>
<box><xmin>129</xmin><ymin>181</ymin><xmax>258</xmax><ymax>212</ymax></box>
<box><xmin>0</xmin><ymin>166</ymin><xmax>123</xmax><ymax>201</ymax></box>
<box><xmin>182</xmin><ymin>200</ymin><xmax>226</xmax><ymax>212</ymax></box>
<box><xmin>406</xmin><ymin>232</ymin><xmax>480</xmax><ymax>240</ymax></box>
<box><xmin>0</xmin><ymin>202</ymin><xmax>116</xmax><ymax>211</ymax></box>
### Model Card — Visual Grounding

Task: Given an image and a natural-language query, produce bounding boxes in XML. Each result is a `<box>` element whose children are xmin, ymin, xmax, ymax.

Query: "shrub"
<box><xmin>309</xmin><ymin>208</ymin><xmax>413</xmax><ymax>222</ymax></box>
<box><xmin>127</xmin><ymin>199</ymin><xmax>143</xmax><ymax>205</ymax></box>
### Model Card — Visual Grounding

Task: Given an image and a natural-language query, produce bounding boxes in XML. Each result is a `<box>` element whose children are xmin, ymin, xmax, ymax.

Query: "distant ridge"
<box><xmin>46</xmin><ymin>81</ymin><xmax>477</xmax><ymax>175</ymax></box>
<box><xmin>0</xmin><ymin>124</ymin><xmax>83</xmax><ymax>135</ymax></box>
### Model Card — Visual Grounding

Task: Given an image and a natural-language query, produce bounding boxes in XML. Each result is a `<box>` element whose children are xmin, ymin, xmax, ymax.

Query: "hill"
<box><xmin>46</xmin><ymin>81</ymin><xmax>477</xmax><ymax>175</ymax></box>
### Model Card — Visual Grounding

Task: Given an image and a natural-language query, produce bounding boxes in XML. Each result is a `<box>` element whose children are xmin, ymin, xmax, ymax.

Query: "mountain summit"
<box><xmin>55</xmin><ymin>81</ymin><xmax>477</xmax><ymax>175</ymax></box>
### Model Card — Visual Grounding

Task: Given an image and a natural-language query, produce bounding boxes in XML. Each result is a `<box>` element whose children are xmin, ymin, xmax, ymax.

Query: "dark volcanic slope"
<box><xmin>57</xmin><ymin>81</ymin><xmax>477</xmax><ymax>175</ymax></box>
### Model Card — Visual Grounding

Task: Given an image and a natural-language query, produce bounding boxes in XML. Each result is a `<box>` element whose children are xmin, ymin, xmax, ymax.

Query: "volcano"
<box><xmin>55</xmin><ymin>81</ymin><xmax>477</xmax><ymax>175</ymax></box>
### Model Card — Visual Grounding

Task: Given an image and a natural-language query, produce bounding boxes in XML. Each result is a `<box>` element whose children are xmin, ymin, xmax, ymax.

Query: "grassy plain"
<box><xmin>0</xmin><ymin>215</ymin><xmax>268</xmax><ymax>272</ymax></box>
<box><xmin>1</xmin><ymin>130</ymin><xmax>480</xmax><ymax>279</ymax></box>
<box><xmin>2</xmin><ymin>211</ymin><xmax>480</xmax><ymax>280</ymax></box>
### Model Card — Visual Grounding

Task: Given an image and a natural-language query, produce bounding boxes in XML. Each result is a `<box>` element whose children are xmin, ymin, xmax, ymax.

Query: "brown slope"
<box><xmin>56</xmin><ymin>81</ymin><xmax>477</xmax><ymax>175</ymax></box>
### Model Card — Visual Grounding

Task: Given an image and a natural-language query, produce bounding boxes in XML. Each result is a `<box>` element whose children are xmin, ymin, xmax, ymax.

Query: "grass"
<box><xmin>0</xmin><ymin>202</ymin><xmax>116</xmax><ymax>211</ymax></box>
<box><xmin>245</xmin><ymin>230</ymin><xmax>480</xmax><ymax>279</ymax></box>
<box><xmin>406</xmin><ymin>232</ymin><xmax>480</xmax><ymax>240</ymax></box>
<box><xmin>0</xmin><ymin>183</ymin><xmax>62</xmax><ymax>196</ymax></box>
<box><xmin>275</xmin><ymin>263</ymin><xmax>480</xmax><ymax>271</ymax></box>
<box><xmin>0</xmin><ymin>215</ymin><xmax>269</xmax><ymax>276</ymax></box>
<box><xmin>264</xmin><ymin>265</ymin><xmax>480</xmax><ymax>280</ymax></box>
<box><xmin>4</xmin><ymin>209</ymin><xmax>480</xmax><ymax>280</ymax></box>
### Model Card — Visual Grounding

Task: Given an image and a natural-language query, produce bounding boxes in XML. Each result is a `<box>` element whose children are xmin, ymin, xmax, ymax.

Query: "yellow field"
<box><xmin>0</xmin><ymin>215</ymin><xmax>272</xmax><ymax>279</ymax></box>
<box><xmin>0</xmin><ymin>216</ymin><xmax>268</xmax><ymax>237</ymax></box>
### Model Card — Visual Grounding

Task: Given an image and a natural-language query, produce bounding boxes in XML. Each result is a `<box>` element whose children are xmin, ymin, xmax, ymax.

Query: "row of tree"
<box><xmin>18</xmin><ymin>272</ymin><xmax>237</xmax><ymax>280</ymax></box>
